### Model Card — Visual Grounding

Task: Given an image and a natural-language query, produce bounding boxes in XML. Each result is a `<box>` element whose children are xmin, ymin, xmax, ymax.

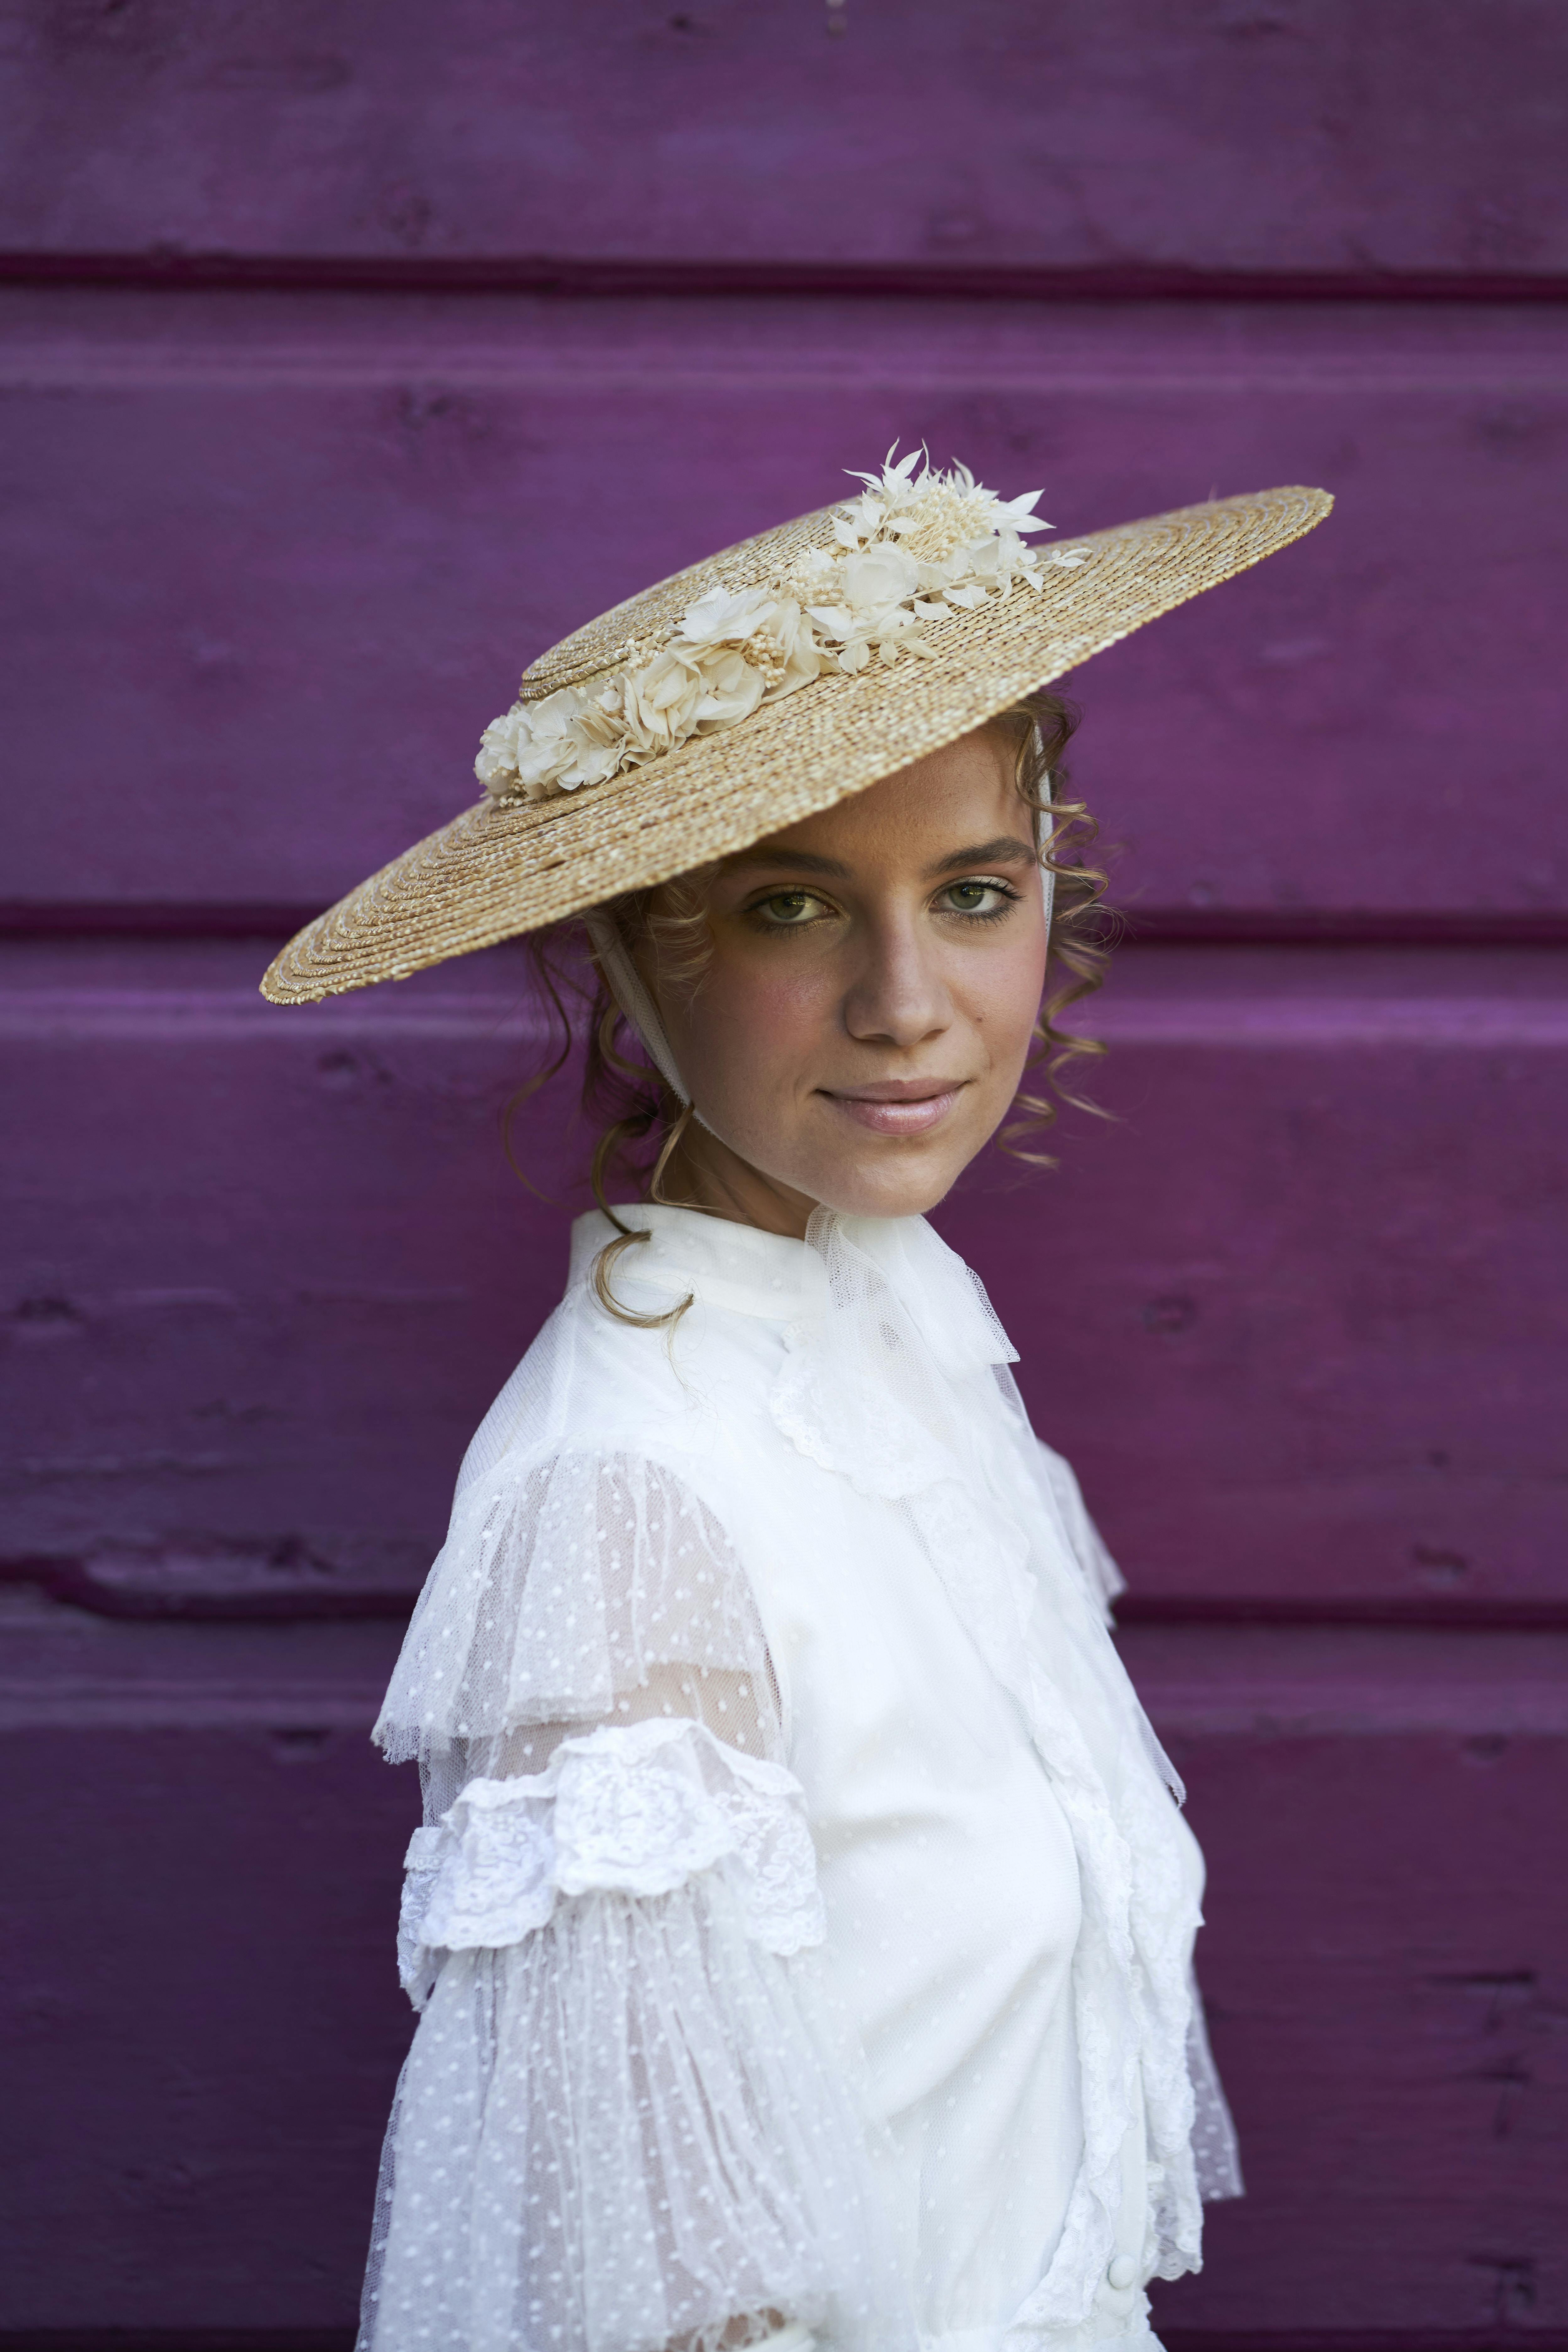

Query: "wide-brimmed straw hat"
<box><xmin>261</xmin><ymin>459</ymin><xmax>1331</xmax><ymax>1006</ymax></box>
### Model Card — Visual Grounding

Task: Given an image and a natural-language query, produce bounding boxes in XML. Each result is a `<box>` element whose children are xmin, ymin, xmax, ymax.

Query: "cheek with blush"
<box><xmin>979</xmin><ymin>941</ymin><xmax>1049</xmax><ymax>1098</ymax></box>
<box><xmin>663</xmin><ymin>949</ymin><xmax>831</xmax><ymax>1135</ymax></box>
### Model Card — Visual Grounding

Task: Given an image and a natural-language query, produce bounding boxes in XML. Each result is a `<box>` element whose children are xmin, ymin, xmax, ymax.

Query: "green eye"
<box><xmin>758</xmin><ymin>890</ymin><xmax>823</xmax><ymax>925</ymax></box>
<box><xmin>938</xmin><ymin>879</ymin><xmax>1016</xmax><ymax>917</ymax></box>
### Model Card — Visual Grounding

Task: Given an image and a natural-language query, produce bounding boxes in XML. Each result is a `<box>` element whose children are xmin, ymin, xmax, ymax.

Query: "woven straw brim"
<box><xmin>262</xmin><ymin>485</ymin><xmax>1330</xmax><ymax>1004</ymax></box>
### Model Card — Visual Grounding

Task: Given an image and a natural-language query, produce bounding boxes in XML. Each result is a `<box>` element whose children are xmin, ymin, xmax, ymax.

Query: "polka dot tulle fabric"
<box><xmin>363</xmin><ymin>1889</ymin><xmax>905</xmax><ymax>2352</ymax></box>
<box><xmin>359</xmin><ymin>1207</ymin><xmax>1241</xmax><ymax>2352</ymax></box>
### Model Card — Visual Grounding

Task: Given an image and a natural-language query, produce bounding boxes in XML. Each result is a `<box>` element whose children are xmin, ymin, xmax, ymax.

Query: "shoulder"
<box><xmin>458</xmin><ymin>1220</ymin><xmax>782</xmax><ymax>1507</ymax></box>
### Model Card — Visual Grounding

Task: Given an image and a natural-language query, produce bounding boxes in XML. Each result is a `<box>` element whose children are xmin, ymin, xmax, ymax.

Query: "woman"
<box><xmin>264</xmin><ymin>456</ymin><xmax>1330</xmax><ymax>2352</ymax></box>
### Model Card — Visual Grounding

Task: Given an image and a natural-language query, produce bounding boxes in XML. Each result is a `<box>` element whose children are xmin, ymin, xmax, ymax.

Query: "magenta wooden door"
<box><xmin>4</xmin><ymin>7</ymin><xmax>1565</xmax><ymax>2344</ymax></box>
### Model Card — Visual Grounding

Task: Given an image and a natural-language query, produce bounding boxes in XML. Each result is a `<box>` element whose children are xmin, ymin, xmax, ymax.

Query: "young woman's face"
<box><xmin>644</xmin><ymin>724</ymin><xmax>1048</xmax><ymax>1233</ymax></box>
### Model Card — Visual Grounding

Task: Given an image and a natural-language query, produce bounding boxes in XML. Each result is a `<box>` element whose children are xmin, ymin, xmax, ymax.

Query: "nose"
<box><xmin>841</xmin><ymin>911</ymin><xmax>956</xmax><ymax>1049</ymax></box>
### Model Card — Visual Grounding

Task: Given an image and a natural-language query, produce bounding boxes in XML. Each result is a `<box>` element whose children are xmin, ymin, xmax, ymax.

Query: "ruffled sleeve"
<box><xmin>374</xmin><ymin>1448</ymin><xmax>784</xmax><ymax>1782</ymax></box>
<box><xmin>362</xmin><ymin>1449</ymin><xmax>910</xmax><ymax>2352</ymax></box>
<box><xmin>395</xmin><ymin>1715</ymin><xmax>826</xmax><ymax>2008</ymax></box>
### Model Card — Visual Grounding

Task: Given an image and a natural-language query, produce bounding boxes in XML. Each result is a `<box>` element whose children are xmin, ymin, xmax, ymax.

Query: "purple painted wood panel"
<box><xmin>5</xmin><ymin>1616</ymin><xmax>1565</xmax><ymax>2337</ymax></box>
<box><xmin>5</xmin><ymin>940</ymin><xmax>1564</xmax><ymax>1614</ymax></box>
<box><xmin>4</xmin><ymin>292</ymin><xmax>1566</xmax><ymax>920</ymax></box>
<box><xmin>0</xmin><ymin>1613</ymin><xmax>412</xmax><ymax>2337</ymax></box>
<box><xmin>1133</xmin><ymin>1624</ymin><xmax>1568</xmax><ymax>2339</ymax></box>
<box><xmin>1</xmin><ymin>0</ymin><xmax>1564</xmax><ymax>279</ymax></box>
<box><xmin>4</xmin><ymin>6</ymin><xmax>1566</xmax><ymax>2344</ymax></box>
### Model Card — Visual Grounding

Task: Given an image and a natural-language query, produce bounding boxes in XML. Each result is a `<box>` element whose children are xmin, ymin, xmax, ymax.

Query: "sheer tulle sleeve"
<box><xmin>362</xmin><ymin>1449</ymin><xmax>911</xmax><ymax>2352</ymax></box>
<box><xmin>375</xmin><ymin>1448</ymin><xmax>786</xmax><ymax>1789</ymax></box>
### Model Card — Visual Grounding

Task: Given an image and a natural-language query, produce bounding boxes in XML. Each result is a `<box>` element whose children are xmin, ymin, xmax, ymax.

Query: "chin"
<box><xmin>804</xmin><ymin>1148</ymin><xmax>967</xmax><ymax>1223</ymax></box>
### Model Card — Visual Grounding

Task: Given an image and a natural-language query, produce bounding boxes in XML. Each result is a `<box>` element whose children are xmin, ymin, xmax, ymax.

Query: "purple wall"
<box><xmin>3</xmin><ymin>7</ymin><xmax>1565</xmax><ymax>2347</ymax></box>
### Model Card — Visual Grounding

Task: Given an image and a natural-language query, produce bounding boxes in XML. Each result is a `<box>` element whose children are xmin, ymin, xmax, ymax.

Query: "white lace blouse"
<box><xmin>360</xmin><ymin>1206</ymin><xmax>1240</xmax><ymax>2352</ymax></box>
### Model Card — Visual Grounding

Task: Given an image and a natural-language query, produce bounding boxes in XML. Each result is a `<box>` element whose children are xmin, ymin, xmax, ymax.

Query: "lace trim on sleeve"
<box><xmin>398</xmin><ymin>1717</ymin><xmax>825</xmax><ymax>2006</ymax></box>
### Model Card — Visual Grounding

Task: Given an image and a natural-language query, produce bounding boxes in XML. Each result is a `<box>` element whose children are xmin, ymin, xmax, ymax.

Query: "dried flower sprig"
<box><xmin>475</xmin><ymin>450</ymin><xmax>1083</xmax><ymax>806</ymax></box>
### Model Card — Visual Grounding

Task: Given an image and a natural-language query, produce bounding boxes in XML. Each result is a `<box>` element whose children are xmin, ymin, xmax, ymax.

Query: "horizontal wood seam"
<box><xmin>4</xmin><ymin>252</ymin><xmax>1568</xmax><ymax>306</ymax></box>
<box><xmin>5</xmin><ymin>1557</ymin><xmax>1565</xmax><ymax>1629</ymax></box>
<box><xmin>4</xmin><ymin>906</ymin><xmax>1567</xmax><ymax>947</ymax></box>
<box><xmin>4</xmin><ymin>2336</ymin><xmax>1553</xmax><ymax>2352</ymax></box>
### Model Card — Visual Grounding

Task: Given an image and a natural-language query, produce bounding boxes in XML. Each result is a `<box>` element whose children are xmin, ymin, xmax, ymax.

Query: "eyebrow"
<box><xmin>723</xmin><ymin>846</ymin><xmax>851</xmax><ymax>877</ymax></box>
<box><xmin>921</xmin><ymin>836</ymin><xmax>1038</xmax><ymax>878</ymax></box>
<box><xmin>723</xmin><ymin>835</ymin><xmax>1038</xmax><ymax>882</ymax></box>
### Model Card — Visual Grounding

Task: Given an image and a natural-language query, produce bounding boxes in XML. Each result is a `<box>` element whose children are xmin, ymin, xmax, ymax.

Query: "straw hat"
<box><xmin>261</xmin><ymin>462</ymin><xmax>1331</xmax><ymax>1006</ymax></box>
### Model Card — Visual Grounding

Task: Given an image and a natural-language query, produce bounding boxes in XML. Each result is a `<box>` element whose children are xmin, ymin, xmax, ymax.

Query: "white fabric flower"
<box><xmin>694</xmin><ymin>648</ymin><xmax>767</xmax><ymax>727</ymax></box>
<box><xmin>516</xmin><ymin>690</ymin><xmax>621</xmax><ymax>796</ymax></box>
<box><xmin>475</xmin><ymin>450</ymin><xmax>1061</xmax><ymax>804</ymax></box>
<box><xmin>676</xmin><ymin>584</ymin><xmax>775</xmax><ymax>649</ymax></box>
<box><xmin>620</xmin><ymin>653</ymin><xmax>700</xmax><ymax>746</ymax></box>
<box><xmin>840</xmin><ymin>544</ymin><xmax>919</xmax><ymax>614</ymax></box>
<box><xmin>802</xmin><ymin>602</ymin><xmax>856</xmax><ymax>641</ymax></box>
<box><xmin>474</xmin><ymin>710</ymin><xmax>525</xmax><ymax>790</ymax></box>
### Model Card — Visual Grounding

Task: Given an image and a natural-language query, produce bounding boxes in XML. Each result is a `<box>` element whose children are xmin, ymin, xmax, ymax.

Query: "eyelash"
<box><xmin>745</xmin><ymin>878</ymin><xmax>1023</xmax><ymax>931</ymax></box>
<box><xmin>935</xmin><ymin>878</ymin><xmax>1023</xmax><ymax>923</ymax></box>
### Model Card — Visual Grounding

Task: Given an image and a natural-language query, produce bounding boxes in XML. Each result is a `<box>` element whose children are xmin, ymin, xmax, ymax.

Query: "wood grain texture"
<box><xmin>3</xmin><ymin>8</ymin><xmax>1565</xmax><ymax>2337</ymax></box>
<box><xmin>0</xmin><ymin>0</ymin><xmax>1563</xmax><ymax>280</ymax></box>
<box><xmin>1131</xmin><ymin>1624</ymin><xmax>1568</xmax><ymax>2339</ymax></box>
<box><xmin>0</xmin><ymin>1613</ymin><xmax>412</xmax><ymax>2337</ymax></box>
<box><xmin>4</xmin><ymin>940</ymin><xmax>1563</xmax><ymax>1617</ymax></box>
<box><xmin>3</xmin><ymin>1619</ymin><xmax>1563</xmax><ymax>2335</ymax></box>
<box><xmin>2</xmin><ymin>291</ymin><xmax>1565</xmax><ymax>919</ymax></box>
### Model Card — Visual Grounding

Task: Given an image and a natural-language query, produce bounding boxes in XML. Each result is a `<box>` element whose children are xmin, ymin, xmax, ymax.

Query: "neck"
<box><xmin>653</xmin><ymin>1120</ymin><xmax>819</xmax><ymax>1241</ymax></box>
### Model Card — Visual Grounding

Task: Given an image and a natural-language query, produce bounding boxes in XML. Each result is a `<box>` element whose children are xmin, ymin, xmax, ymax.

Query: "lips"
<box><xmin>819</xmin><ymin>1082</ymin><xmax>965</xmax><ymax>1138</ymax></box>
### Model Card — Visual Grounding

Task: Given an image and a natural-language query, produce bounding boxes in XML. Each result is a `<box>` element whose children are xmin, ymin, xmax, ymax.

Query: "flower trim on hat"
<box><xmin>474</xmin><ymin>450</ymin><xmax>1086</xmax><ymax>806</ymax></box>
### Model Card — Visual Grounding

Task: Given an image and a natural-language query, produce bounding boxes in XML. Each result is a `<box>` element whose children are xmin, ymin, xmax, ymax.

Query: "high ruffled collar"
<box><xmin>569</xmin><ymin>1204</ymin><xmax>826</xmax><ymax>1322</ymax></box>
<box><xmin>569</xmin><ymin>1203</ymin><xmax>1017</xmax><ymax>1376</ymax></box>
